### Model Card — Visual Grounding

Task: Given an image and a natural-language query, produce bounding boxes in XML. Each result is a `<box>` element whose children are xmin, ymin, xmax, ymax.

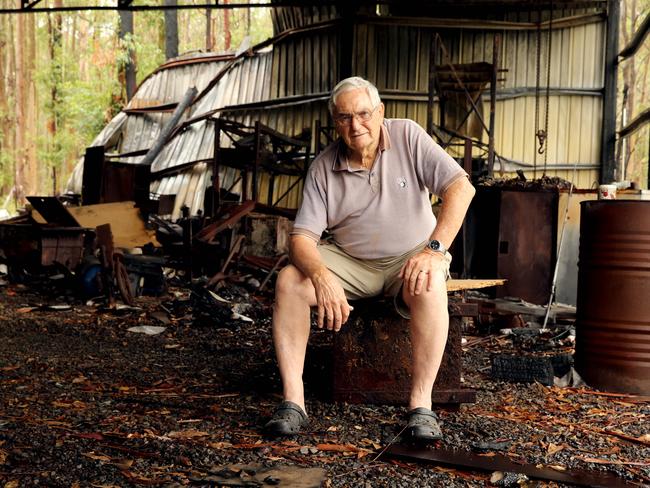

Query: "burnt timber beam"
<box><xmin>600</xmin><ymin>0</ymin><xmax>620</xmax><ymax>184</ymax></box>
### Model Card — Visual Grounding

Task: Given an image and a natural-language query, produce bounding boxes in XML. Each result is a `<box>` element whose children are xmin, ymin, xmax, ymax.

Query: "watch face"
<box><xmin>429</xmin><ymin>240</ymin><xmax>442</xmax><ymax>251</ymax></box>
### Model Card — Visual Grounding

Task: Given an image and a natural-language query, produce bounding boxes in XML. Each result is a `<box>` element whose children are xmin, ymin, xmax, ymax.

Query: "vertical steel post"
<box><xmin>600</xmin><ymin>0</ymin><xmax>620</xmax><ymax>183</ymax></box>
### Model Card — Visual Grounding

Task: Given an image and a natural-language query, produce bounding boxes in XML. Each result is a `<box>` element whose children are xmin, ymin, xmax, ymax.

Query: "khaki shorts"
<box><xmin>318</xmin><ymin>241</ymin><xmax>451</xmax><ymax>318</ymax></box>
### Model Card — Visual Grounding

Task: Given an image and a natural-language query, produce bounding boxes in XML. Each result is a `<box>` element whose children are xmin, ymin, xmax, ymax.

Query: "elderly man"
<box><xmin>264</xmin><ymin>76</ymin><xmax>475</xmax><ymax>442</ymax></box>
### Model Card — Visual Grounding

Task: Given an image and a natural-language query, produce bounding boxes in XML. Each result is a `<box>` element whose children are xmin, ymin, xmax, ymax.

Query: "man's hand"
<box><xmin>311</xmin><ymin>268</ymin><xmax>351</xmax><ymax>332</ymax></box>
<box><xmin>399</xmin><ymin>250</ymin><xmax>446</xmax><ymax>296</ymax></box>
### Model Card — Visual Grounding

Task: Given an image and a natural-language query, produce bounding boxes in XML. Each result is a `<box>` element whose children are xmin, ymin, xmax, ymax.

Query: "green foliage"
<box><xmin>0</xmin><ymin>4</ymin><xmax>273</xmax><ymax>205</ymax></box>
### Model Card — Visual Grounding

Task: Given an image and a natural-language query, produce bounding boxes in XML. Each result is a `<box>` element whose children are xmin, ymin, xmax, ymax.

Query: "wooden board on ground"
<box><xmin>447</xmin><ymin>278</ymin><xmax>506</xmax><ymax>292</ymax></box>
<box><xmin>67</xmin><ymin>201</ymin><xmax>160</xmax><ymax>249</ymax></box>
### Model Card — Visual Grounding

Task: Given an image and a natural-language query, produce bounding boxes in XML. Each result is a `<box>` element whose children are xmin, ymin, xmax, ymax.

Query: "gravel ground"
<box><xmin>0</xmin><ymin>280</ymin><xmax>648</xmax><ymax>487</ymax></box>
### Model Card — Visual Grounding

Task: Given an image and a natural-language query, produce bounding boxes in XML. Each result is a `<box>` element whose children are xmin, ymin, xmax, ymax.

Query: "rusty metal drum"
<box><xmin>575</xmin><ymin>200</ymin><xmax>650</xmax><ymax>395</ymax></box>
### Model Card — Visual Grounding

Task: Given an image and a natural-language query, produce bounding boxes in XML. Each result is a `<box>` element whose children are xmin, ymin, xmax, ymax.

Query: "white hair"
<box><xmin>328</xmin><ymin>77</ymin><xmax>381</xmax><ymax>115</ymax></box>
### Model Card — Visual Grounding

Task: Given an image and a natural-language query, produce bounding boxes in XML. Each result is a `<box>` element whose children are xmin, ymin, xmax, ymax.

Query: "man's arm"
<box><xmin>428</xmin><ymin>176</ymin><xmax>476</xmax><ymax>250</ymax></box>
<box><xmin>400</xmin><ymin>176</ymin><xmax>475</xmax><ymax>295</ymax></box>
<box><xmin>290</xmin><ymin>235</ymin><xmax>351</xmax><ymax>331</ymax></box>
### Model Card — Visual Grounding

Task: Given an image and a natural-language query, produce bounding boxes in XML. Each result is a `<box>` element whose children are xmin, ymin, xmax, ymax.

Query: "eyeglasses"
<box><xmin>333</xmin><ymin>105</ymin><xmax>379</xmax><ymax>126</ymax></box>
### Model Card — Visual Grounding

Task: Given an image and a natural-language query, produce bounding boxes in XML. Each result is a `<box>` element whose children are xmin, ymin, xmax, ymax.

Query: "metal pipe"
<box><xmin>139</xmin><ymin>86</ymin><xmax>198</xmax><ymax>168</ymax></box>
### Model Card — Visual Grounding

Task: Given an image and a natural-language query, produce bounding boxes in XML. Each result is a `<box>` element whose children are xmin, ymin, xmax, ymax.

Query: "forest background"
<box><xmin>0</xmin><ymin>0</ymin><xmax>648</xmax><ymax>214</ymax></box>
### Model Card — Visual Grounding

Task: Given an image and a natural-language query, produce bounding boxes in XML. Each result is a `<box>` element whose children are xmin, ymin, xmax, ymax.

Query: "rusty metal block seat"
<box><xmin>332</xmin><ymin>297</ymin><xmax>477</xmax><ymax>407</ymax></box>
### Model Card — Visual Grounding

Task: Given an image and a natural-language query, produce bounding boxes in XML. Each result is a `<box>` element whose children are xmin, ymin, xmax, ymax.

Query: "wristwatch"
<box><xmin>426</xmin><ymin>239</ymin><xmax>447</xmax><ymax>255</ymax></box>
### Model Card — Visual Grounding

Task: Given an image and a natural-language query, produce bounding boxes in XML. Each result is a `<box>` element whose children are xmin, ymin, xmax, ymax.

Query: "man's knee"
<box><xmin>276</xmin><ymin>265</ymin><xmax>313</xmax><ymax>301</ymax></box>
<box><xmin>402</xmin><ymin>275</ymin><xmax>448</xmax><ymax>310</ymax></box>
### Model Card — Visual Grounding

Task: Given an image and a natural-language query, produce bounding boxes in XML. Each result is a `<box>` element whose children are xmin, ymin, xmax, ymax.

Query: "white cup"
<box><xmin>598</xmin><ymin>184</ymin><xmax>617</xmax><ymax>200</ymax></box>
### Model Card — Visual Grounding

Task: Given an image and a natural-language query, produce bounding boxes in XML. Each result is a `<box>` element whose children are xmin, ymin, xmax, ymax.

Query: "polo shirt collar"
<box><xmin>332</xmin><ymin>122</ymin><xmax>391</xmax><ymax>172</ymax></box>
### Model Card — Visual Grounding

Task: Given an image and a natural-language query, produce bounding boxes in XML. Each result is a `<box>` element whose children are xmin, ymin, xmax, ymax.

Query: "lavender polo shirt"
<box><xmin>291</xmin><ymin>118</ymin><xmax>468</xmax><ymax>259</ymax></box>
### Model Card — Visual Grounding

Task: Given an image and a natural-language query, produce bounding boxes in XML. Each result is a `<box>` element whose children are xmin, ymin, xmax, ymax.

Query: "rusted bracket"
<box><xmin>21</xmin><ymin>0</ymin><xmax>43</xmax><ymax>9</ymax></box>
<box><xmin>195</xmin><ymin>200</ymin><xmax>256</xmax><ymax>243</ymax></box>
<box><xmin>383</xmin><ymin>445</ymin><xmax>637</xmax><ymax>488</ymax></box>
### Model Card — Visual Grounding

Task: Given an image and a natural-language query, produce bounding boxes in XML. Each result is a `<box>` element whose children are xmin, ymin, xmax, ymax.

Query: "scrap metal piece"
<box><xmin>26</xmin><ymin>196</ymin><xmax>80</xmax><ymax>227</ymax></box>
<box><xmin>383</xmin><ymin>444</ymin><xmax>637</xmax><ymax>488</ymax></box>
<box><xmin>114</xmin><ymin>252</ymin><xmax>135</xmax><ymax>306</ymax></box>
<box><xmin>195</xmin><ymin>200</ymin><xmax>256</xmax><ymax>243</ymax></box>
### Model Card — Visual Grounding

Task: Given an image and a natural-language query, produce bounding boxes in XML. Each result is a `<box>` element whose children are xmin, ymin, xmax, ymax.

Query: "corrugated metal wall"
<box><xmin>354</xmin><ymin>15</ymin><xmax>605</xmax><ymax>184</ymax></box>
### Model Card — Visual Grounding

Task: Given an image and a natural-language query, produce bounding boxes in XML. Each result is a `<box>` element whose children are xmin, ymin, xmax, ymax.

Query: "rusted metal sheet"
<box><xmin>575</xmin><ymin>201</ymin><xmax>650</xmax><ymax>395</ymax></box>
<box><xmin>26</xmin><ymin>196</ymin><xmax>80</xmax><ymax>227</ymax></box>
<box><xmin>466</xmin><ymin>187</ymin><xmax>557</xmax><ymax>305</ymax></box>
<box><xmin>332</xmin><ymin>299</ymin><xmax>476</xmax><ymax>406</ymax></box>
<box><xmin>40</xmin><ymin>229</ymin><xmax>86</xmax><ymax>268</ymax></box>
<box><xmin>0</xmin><ymin>224</ymin><xmax>89</xmax><ymax>272</ymax></box>
<box><xmin>384</xmin><ymin>444</ymin><xmax>637</xmax><ymax>488</ymax></box>
<box><xmin>496</xmin><ymin>190</ymin><xmax>557</xmax><ymax>304</ymax></box>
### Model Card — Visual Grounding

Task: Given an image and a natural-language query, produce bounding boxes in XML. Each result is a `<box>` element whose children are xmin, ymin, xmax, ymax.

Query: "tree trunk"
<box><xmin>14</xmin><ymin>0</ymin><xmax>26</xmax><ymax>206</ymax></box>
<box><xmin>621</xmin><ymin>0</ymin><xmax>638</xmax><ymax>183</ymax></box>
<box><xmin>0</xmin><ymin>15</ymin><xmax>9</xmax><ymax>197</ymax></box>
<box><xmin>47</xmin><ymin>1</ymin><xmax>64</xmax><ymax>193</ymax></box>
<box><xmin>25</xmin><ymin>11</ymin><xmax>37</xmax><ymax>196</ymax></box>
<box><xmin>118</xmin><ymin>9</ymin><xmax>136</xmax><ymax>102</ymax></box>
<box><xmin>164</xmin><ymin>0</ymin><xmax>179</xmax><ymax>60</ymax></box>
<box><xmin>206</xmin><ymin>8</ymin><xmax>213</xmax><ymax>51</ymax></box>
<box><xmin>224</xmin><ymin>0</ymin><xmax>231</xmax><ymax>51</ymax></box>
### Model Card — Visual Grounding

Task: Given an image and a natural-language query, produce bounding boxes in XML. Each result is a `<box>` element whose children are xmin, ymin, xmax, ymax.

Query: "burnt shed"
<box><xmin>66</xmin><ymin>0</ymin><xmax>616</xmax><ymax>217</ymax></box>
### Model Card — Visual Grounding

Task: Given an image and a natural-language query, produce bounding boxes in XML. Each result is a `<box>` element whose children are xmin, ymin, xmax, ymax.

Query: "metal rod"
<box><xmin>542</xmin><ymin>161</ymin><xmax>579</xmax><ymax>329</ymax></box>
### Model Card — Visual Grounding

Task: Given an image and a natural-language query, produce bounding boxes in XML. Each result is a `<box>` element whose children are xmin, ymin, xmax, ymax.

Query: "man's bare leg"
<box><xmin>402</xmin><ymin>272</ymin><xmax>449</xmax><ymax>410</ymax></box>
<box><xmin>272</xmin><ymin>264</ymin><xmax>317</xmax><ymax>413</ymax></box>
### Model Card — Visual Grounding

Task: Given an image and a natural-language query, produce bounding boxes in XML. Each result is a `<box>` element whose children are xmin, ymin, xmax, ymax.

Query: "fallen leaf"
<box><xmin>16</xmin><ymin>307</ymin><xmax>35</xmax><ymax>313</ymax></box>
<box><xmin>576</xmin><ymin>456</ymin><xmax>650</xmax><ymax>466</ymax></box>
<box><xmin>0</xmin><ymin>449</ymin><xmax>7</xmax><ymax>464</ymax></box>
<box><xmin>4</xmin><ymin>481</ymin><xmax>19</xmax><ymax>488</ymax></box>
<box><xmin>71</xmin><ymin>432</ymin><xmax>105</xmax><ymax>441</ymax></box>
<box><xmin>316</xmin><ymin>443</ymin><xmax>372</xmax><ymax>457</ymax></box>
<box><xmin>548</xmin><ymin>465</ymin><xmax>566</xmax><ymax>471</ymax></box>
<box><xmin>52</xmin><ymin>400</ymin><xmax>87</xmax><ymax>409</ymax></box>
<box><xmin>111</xmin><ymin>458</ymin><xmax>134</xmax><ymax>470</ymax></box>
<box><xmin>167</xmin><ymin>429</ymin><xmax>209</xmax><ymax>440</ymax></box>
<box><xmin>208</xmin><ymin>441</ymin><xmax>233</xmax><ymax>449</ymax></box>
<box><xmin>82</xmin><ymin>452</ymin><xmax>112</xmax><ymax>462</ymax></box>
<box><xmin>547</xmin><ymin>443</ymin><xmax>565</xmax><ymax>455</ymax></box>
<box><xmin>637</xmin><ymin>434</ymin><xmax>650</xmax><ymax>443</ymax></box>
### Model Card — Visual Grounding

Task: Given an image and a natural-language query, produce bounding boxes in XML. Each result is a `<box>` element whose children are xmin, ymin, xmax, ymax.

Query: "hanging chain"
<box><xmin>542</xmin><ymin>1</ymin><xmax>553</xmax><ymax>174</ymax></box>
<box><xmin>535</xmin><ymin>3</ymin><xmax>554</xmax><ymax>175</ymax></box>
<box><xmin>534</xmin><ymin>7</ymin><xmax>542</xmax><ymax>178</ymax></box>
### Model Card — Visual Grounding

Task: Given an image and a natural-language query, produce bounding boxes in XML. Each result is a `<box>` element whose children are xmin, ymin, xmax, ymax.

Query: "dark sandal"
<box><xmin>264</xmin><ymin>401</ymin><xmax>308</xmax><ymax>437</ymax></box>
<box><xmin>404</xmin><ymin>407</ymin><xmax>443</xmax><ymax>443</ymax></box>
